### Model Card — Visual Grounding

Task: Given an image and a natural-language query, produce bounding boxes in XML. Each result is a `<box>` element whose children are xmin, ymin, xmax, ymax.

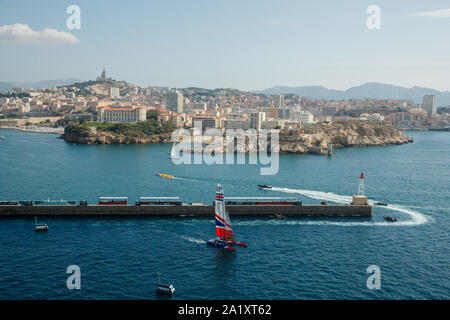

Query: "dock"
<box><xmin>0</xmin><ymin>204</ymin><xmax>372</xmax><ymax>217</ymax></box>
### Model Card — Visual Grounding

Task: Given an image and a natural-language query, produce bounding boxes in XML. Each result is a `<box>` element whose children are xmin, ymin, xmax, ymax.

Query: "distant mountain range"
<box><xmin>254</xmin><ymin>82</ymin><xmax>450</xmax><ymax>106</ymax></box>
<box><xmin>2</xmin><ymin>79</ymin><xmax>449</xmax><ymax>107</ymax></box>
<box><xmin>0</xmin><ymin>79</ymin><xmax>82</xmax><ymax>92</ymax></box>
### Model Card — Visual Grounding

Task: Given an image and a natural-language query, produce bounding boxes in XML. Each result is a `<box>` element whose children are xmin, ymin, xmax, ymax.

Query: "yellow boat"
<box><xmin>156</xmin><ymin>172</ymin><xmax>175</xmax><ymax>179</ymax></box>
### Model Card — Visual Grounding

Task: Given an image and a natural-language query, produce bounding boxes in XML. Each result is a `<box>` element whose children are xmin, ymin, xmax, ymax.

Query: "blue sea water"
<box><xmin>0</xmin><ymin>128</ymin><xmax>448</xmax><ymax>299</ymax></box>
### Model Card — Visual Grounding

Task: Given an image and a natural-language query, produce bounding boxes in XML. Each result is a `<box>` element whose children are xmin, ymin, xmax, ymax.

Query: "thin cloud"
<box><xmin>0</xmin><ymin>23</ymin><xmax>79</xmax><ymax>44</ymax></box>
<box><xmin>412</xmin><ymin>8</ymin><xmax>450</xmax><ymax>19</ymax></box>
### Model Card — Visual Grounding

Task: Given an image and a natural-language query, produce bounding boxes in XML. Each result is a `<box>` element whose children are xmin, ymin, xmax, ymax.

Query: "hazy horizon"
<box><xmin>2</xmin><ymin>79</ymin><xmax>450</xmax><ymax>95</ymax></box>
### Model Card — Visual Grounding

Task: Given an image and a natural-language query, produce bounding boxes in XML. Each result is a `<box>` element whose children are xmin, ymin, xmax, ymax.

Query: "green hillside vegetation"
<box><xmin>67</xmin><ymin>118</ymin><xmax>176</xmax><ymax>137</ymax></box>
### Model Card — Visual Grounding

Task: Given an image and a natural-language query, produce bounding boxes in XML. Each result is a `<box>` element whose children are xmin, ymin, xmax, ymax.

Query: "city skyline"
<box><xmin>1</xmin><ymin>0</ymin><xmax>450</xmax><ymax>91</ymax></box>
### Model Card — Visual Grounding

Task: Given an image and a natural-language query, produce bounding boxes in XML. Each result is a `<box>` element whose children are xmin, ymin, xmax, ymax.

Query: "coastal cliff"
<box><xmin>62</xmin><ymin>122</ymin><xmax>173</xmax><ymax>144</ymax></box>
<box><xmin>62</xmin><ymin>120</ymin><xmax>413</xmax><ymax>154</ymax></box>
<box><xmin>279</xmin><ymin>121</ymin><xmax>412</xmax><ymax>154</ymax></box>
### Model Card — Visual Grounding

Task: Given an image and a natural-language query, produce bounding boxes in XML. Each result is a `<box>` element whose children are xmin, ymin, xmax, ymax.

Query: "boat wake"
<box><xmin>240</xmin><ymin>187</ymin><xmax>431</xmax><ymax>227</ymax></box>
<box><xmin>173</xmin><ymin>176</ymin><xmax>200</xmax><ymax>183</ymax></box>
<box><xmin>180</xmin><ymin>235</ymin><xmax>206</xmax><ymax>244</ymax></box>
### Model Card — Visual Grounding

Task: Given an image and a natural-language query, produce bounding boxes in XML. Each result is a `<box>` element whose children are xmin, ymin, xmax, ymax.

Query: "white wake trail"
<box><xmin>249</xmin><ymin>187</ymin><xmax>432</xmax><ymax>227</ymax></box>
<box><xmin>180</xmin><ymin>235</ymin><xmax>206</xmax><ymax>244</ymax></box>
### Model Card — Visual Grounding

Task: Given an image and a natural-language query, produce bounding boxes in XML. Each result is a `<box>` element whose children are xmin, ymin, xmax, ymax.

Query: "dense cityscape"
<box><xmin>1</xmin><ymin>67</ymin><xmax>449</xmax><ymax>134</ymax></box>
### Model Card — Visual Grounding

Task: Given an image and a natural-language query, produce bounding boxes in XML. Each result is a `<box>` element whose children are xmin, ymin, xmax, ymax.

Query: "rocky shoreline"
<box><xmin>62</xmin><ymin>125</ymin><xmax>172</xmax><ymax>144</ymax></box>
<box><xmin>62</xmin><ymin>120</ymin><xmax>413</xmax><ymax>154</ymax></box>
<box><xmin>279</xmin><ymin>121</ymin><xmax>413</xmax><ymax>154</ymax></box>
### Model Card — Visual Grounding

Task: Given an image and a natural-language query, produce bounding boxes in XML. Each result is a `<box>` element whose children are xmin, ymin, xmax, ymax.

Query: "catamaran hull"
<box><xmin>207</xmin><ymin>239</ymin><xmax>236</xmax><ymax>251</ymax></box>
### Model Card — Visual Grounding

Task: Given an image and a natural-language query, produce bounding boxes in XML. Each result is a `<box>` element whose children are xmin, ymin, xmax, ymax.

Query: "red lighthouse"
<box><xmin>358</xmin><ymin>172</ymin><xmax>365</xmax><ymax>196</ymax></box>
<box><xmin>351</xmin><ymin>172</ymin><xmax>368</xmax><ymax>205</ymax></box>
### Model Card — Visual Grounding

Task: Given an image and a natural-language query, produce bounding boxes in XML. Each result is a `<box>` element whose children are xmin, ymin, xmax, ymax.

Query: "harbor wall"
<box><xmin>0</xmin><ymin>204</ymin><xmax>372</xmax><ymax>217</ymax></box>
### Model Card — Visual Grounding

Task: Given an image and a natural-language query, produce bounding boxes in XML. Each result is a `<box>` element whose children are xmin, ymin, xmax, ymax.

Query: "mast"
<box><xmin>156</xmin><ymin>272</ymin><xmax>161</xmax><ymax>284</ymax></box>
<box><xmin>215</xmin><ymin>184</ymin><xmax>234</xmax><ymax>241</ymax></box>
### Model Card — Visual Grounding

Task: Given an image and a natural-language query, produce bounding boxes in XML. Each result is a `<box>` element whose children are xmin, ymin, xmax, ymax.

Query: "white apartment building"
<box><xmin>97</xmin><ymin>106</ymin><xmax>147</xmax><ymax>123</ymax></box>
<box><xmin>110</xmin><ymin>87</ymin><xmax>120</xmax><ymax>98</ymax></box>
<box><xmin>279</xmin><ymin>95</ymin><xmax>285</xmax><ymax>108</ymax></box>
<box><xmin>250</xmin><ymin>112</ymin><xmax>266</xmax><ymax>130</ymax></box>
<box><xmin>224</xmin><ymin>119</ymin><xmax>249</xmax><ymax>130</ymax></box>
<box><xmin>292</xmin><ymin>110</ymin><xmax>314</xmax><ymax>124</ymax></box>
<box><xmin>422</xmin><ymin>95</ymin><xmax>437</xmax><ymax>117</ymax></box>
<box><xmin>166</xmin><ymin>90</ymin><xmax>184</xmax><ymax>113</ymax></box>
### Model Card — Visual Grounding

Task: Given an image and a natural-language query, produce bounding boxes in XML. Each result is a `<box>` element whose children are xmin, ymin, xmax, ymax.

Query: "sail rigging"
<box><xmin>215</xmin><ymin>184</ymin><xmax>234</xmax><ymax>241</ymax></box>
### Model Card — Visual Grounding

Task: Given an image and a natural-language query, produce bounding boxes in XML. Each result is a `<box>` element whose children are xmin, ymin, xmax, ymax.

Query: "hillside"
<box><xmin>62</xmin><ymin>120</ymin><xmax>176</xmax><ymax>144</ymax></box>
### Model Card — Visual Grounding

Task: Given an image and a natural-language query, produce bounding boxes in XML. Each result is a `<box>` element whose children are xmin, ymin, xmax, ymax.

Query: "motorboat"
<box><xmin>383</xmin><ymin>216</ymin><xmax>397</xmax><ymax>222</ymax></box>
<box><xmin>258</xmin><ymin>184</ymin><xmax>272</xmax><ymax>190</ymax></box>
<box><xmin>156</xmin><ymin>172</ymin><xmax>174</xmax><ymax>179</ymax></box>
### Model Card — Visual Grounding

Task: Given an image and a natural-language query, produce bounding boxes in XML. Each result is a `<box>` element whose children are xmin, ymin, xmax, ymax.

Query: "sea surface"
<box><xmin>0</xmin><ymin>129</ymin><xmax>448</xmax><ymax>299</ymax></box>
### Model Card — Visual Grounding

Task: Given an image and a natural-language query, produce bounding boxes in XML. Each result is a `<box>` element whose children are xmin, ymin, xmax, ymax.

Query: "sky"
<box><xmin>0</xmin><ymin>0</ymin><xmax>450</xmax><ymax>91</ymax></box>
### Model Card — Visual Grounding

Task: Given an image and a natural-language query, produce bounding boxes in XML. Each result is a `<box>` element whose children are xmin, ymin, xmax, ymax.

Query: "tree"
<box><xmin>146</xmin><ymin>109</ymin><xmax>159</xmax><ymax>121</ymax></box>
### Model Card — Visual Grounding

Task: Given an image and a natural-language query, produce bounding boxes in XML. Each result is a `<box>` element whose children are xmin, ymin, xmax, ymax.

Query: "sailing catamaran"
<box><xmin>207</xmin><ymin>184</ymin><xmax>247</xmax><ymax>251</ymax></box>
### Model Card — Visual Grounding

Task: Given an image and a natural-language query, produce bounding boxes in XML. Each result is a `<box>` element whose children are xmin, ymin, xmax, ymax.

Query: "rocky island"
<box><xmin>62</xmin><ymin>120</ymin><xmax>413</xmax><ymax>154</ymax></box>
<box><xmin>279</xmin><ymin>120</ymin><xmax>413</xmax><ymax>154</ymax></box>
<box><xmin>62</xmin><ymin>119</ymin><xmax>175</xmax><ymax>144</ymax></box>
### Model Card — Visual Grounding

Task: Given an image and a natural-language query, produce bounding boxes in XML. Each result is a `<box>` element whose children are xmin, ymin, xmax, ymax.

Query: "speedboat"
<box><xmin>207</xmin><ymin>184</ymin><xmax>247</xmax><ymax>251</ymax></box>
<box><xmin>383</xmin><ymin>216</ymin><xmax>397</xmax><ymax>222</ymax></box>
<box><xmin>258</xmin><ymin>184</ymin><xmax>272</xmax><ymax>189</ymax></box>
<box><xmin>375</xmin><ymin>202</ymin><xmax>388</xmax><ymax>206</ymax></box>
<box><xmin>156</xmin><ymin>172</ymin><xmax>174</xmax><ymax>179</ymax></box>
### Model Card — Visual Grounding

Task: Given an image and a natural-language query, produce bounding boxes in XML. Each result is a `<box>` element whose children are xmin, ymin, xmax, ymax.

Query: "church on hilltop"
<box><xmin>96</xmin><ymin>66</ymin><xmax>113</xmax><ymax>82</ymax></box>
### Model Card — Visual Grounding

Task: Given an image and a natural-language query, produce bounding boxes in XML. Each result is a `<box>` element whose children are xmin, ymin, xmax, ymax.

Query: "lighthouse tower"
<box><xmin>358</xmin><ymin>172</ymin><xmax>365</xmax><ymax>196</ymax></box>
<box><xmin>351</xmin><ymin>172</ymin><xmax>369</xmax><ymax>205</ymax></box>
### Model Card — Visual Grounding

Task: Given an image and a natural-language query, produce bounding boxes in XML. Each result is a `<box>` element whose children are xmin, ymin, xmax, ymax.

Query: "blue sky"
<box><xmin>0</xmin><ymin>0</ymin><xmax>450</xmax><ymax>91</ymax></box>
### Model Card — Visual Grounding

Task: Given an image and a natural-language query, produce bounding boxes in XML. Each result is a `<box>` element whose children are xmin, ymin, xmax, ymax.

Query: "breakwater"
<box><xmin>0</xmin><ymin>204</ymin><xmax>372</xmax><ymax>217</ymax></box>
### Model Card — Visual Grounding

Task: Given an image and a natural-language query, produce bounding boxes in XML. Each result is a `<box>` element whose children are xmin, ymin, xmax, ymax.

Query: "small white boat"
<box><xmin>155</xmin><ymin>273</ymin><xmax>175</xmax><ymax>295</ymax></box>
<box><xmin>0</xmin><ymin>136</ymin><xmax>5</xmax><ymax>140</ymax></box>
<box><xmin>34</xmin><ymin>217</ymin><xmax>48</xmax><ymax>232</ymax></box>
